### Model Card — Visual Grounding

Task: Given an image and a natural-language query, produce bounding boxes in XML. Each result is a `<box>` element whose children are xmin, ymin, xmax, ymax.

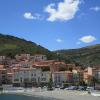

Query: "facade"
<box><xmin>95</xmin><ymin>70</ymin><xmax>100</xmax><ymax>81</ymax></box>
<box><xmin>52</xmin><ymin>71</ymin><xmax>79</xmax><ymax>86</ymax></box>
<box><xmin>0</xmin><ymin>56</ymin><xmax>6</xmax><ymax>61</ymax></box>
<box><xmin>0</xmin><ymin>56</ymin><xmax>6</xmax><ymax>64</ymax></box>
<box><xmin>12</xmin><ymin>67</ymin><xmax>50</xmax><ymax>87</ymax></box>
<box><xmin>0</xmin><ymin>65</ymin><xmax>7</xmax><ymax>84</ymax></box>
<box><xmin>33</xmin><ymin>54</ymin><xmax>47</xmax><ymax>62</ymax></box>
<box><xmin>7</xmin><ymin>73</ymin><xmax>13</xmax><ymax>84</ymax></box>
<box><xmin>52</xmin><ymin>71</ymin><xmax>67</xmax><ymax>86</ymax></box>
<box><xmin>15</xmin><ymin>54</ymin><xmax>47</xmax><ymax>62</ymax></box>
<box><xmin>15</xmin><ymin>54</ymin><xmax>31</xmax><ymax>61</ymax></box>
<box><xmin>0</xmin><ymin>54</ymin><xmax>100</xmax><ymax>87</ymax></box>
<box><xmin>83</xmin><ymin>67</ymin><xmax>100</xmax><ymax>85</ymax></box>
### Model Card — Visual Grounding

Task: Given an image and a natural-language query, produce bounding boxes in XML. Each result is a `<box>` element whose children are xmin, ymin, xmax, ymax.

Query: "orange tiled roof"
<box><xmin>33</xmin><ymin>60</ymin><xmax>66</xmax><ymax>67</ymax></box>
<box><xmin>20</xmin><ymin>68</ymin><xmax>33</xmax><ymax>71</ymax></box>
<box><xmin>54</xmin><ymin>62</ymin><xmax>66</xmax><ymax>65</ymax></box>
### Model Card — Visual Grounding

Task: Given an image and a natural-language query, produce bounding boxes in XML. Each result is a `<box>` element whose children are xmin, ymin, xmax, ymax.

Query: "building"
<box><xmin>15</xmin><ymin>54</ymin><xmax>47</xmax><ymax>62</ymax></box>
<box><xmin>33</xmin><ymin>60</ymin><xmax>66</xmax><ymax>72</ymax></box>
<box><xmin>6</xmin><ymin>68</ymin><xmax>14</xmax><ymax>84</ymax></box>
<box><xmin>7</xmin><ymin>73</ymin><xmax>13</xmax><ymax>84</ymax></box>
<box><xmin>15</xmin><ymin>54</ymin><xmax>31</xmax><ymax>61</ymax></box>
<box><xmin>52</xmin><ymin>71</ymin><xmax>77</xmax><ymax>86</ymax></box>
<box><xmin>12</xmin><ymin>67</ymin><xmax>50</xmax><ymax>87</ymax></box>
<box><xmin>94</xmin><ymin>69</ymin><xmax>100</xmax><ymax>81</ymax></box>
<box><xmin>0</xmin><ymin>56</ymin><xmax>6</xmax><ymax>64</ymax></box>
<box><xmin>0</xmin><ymin>65</ymin><xmax>7</xmax><ymax>84</ymax></box>
<box><xmin>52</xmin><ymin>71</ymin><xmax>67</xmax><ymax>86</ymax></box>
<box><xmin>33</xmin><ymin>54</ymin><xmax>47</xmax><ymax>62</ymax></box>
<box><xmin>83</xmin><ymin>67</ymin><xmax>100</xmax><ymax>85</ymax></box>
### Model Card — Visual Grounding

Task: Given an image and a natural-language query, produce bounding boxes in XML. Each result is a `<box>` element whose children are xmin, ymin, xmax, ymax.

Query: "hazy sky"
<box><xmin>0</xmin><ymin>0</ymin><xmax>100</xmax><ymax>51</ymax></box>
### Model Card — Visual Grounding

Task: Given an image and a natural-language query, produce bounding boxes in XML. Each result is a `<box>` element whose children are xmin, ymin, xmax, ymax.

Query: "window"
<box><xmin>2</xmin><ymin>71</ymin><xmax>6</xmax><ymax>74</ymax></box>
<box><xmin>14</xmin><ymin>79</ymin><xmax>19</xmax><ymax>81</ymax></box>
<box><xmin>34</xmin><ymin>73</ymin><xmax>36</xmax><ymax>76</ymax></box>
<box><xmin>41</xmin><ymin>73</ymin><xmax>43</xmax><ymax>76</ymax></box>
<box><xmin>41</xmin><ymin>78</ymin><xmax>46</xmax><ymax>81</ymax></box>
<box><xmin>32</xmin><ymin>78</ymin><xmax>36</xmax><ymax>82</ymax></box>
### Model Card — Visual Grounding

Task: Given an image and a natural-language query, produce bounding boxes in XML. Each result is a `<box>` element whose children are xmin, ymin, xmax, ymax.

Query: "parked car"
<box><xmin>78</xmin><ymin>86</ymin><xmax>87</xmax><ymax>91</ymax></box>
<box><xmin>64</xmin><ymin>87</ymin><xmax>69</xmax><ymax>90</ymax></box>
<box><xmin>60</xmin><ymin>86</ymin><xmax>68</xmax><ymax>89</ymax></box>
<box><xmin>55</xmin><ymin>85</ymin><xmax>60</xmax><ymax>88</ymax></box>
<box><xmin>67</xmin><ymin>86</ymin><xmax>78</xmax><ymax>90</ymax></box>
<box><xmin>60</xmin><ymin>87</ymin><xmax>65</xmax><ymax>89</ymax></box>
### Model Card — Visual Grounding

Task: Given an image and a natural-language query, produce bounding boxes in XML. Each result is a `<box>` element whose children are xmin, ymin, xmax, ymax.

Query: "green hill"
<box><xmin>54</xmin><ymin>44</ymin><xmax>100</xmax><ymax>67</ymax></box>
<box><xmin>0</xmin><ymin>34</ymin><xmax>56</xmax><ymax>59</ymax></box>
<box><xmin>0</xmin><ymin>33</ymin><xmax>100</xmax><ymax>67</ymax></box>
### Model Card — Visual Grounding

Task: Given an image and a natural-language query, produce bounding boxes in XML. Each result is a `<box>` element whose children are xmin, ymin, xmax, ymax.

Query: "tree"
<box><xmin>47</xmin><ymin>73</ymin><xmax>53</xmax><ymax>90</ymax></box>
<box><xmin>0</xmin><ymin>86</ymin><xmax>3</xmax><ymax>94</ymax></box>
<box><xmin>91</xmin><ymin>76</ymin><xmax>99</xmax><ymax>90</ymax></box>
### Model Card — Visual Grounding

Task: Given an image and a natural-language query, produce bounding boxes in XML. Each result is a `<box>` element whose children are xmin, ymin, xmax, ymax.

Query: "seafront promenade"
<box><xmin>0</xmin><ymin>86</ymin><xmax>100</xmax><ymax>100</ymax></box>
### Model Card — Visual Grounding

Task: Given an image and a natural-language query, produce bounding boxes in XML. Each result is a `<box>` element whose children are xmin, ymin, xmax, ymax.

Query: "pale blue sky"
<box><xmin>0</xmin><ymin>0</ymin><xmax>100</xmax><ymax>51</ymax></box>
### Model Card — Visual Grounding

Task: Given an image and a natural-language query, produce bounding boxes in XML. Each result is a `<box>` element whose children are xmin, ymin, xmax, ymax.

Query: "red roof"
<box><xmin>33</xmin><ymin>60</ymin><xmax>66</xmax><ymax>67</ymax></box>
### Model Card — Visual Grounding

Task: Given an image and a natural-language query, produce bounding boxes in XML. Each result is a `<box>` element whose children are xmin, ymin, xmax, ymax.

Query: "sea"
<box><xmin>0</xmin><ymin>94</ymin><xmax>56</xmax><ymax>100</ymax></box>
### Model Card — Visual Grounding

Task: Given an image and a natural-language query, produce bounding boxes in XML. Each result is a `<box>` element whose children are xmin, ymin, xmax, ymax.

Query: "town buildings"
<box><xmin>0</xmin><ymin>54</ymin><xmax>100</xmax><ymax>88</ymax></box>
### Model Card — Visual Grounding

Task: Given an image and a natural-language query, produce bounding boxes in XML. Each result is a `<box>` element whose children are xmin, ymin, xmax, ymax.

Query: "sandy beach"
<box><xmin>1</xmin><ymin>87</ymin><xmax>100</xmax><ymax>100</ymax></box>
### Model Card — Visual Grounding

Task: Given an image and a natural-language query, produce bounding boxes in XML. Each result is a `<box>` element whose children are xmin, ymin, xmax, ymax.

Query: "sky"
<box><xmin>0</xmin><ymin>0</ymin><xmax>100</xmax><ymax>51</ymax></box>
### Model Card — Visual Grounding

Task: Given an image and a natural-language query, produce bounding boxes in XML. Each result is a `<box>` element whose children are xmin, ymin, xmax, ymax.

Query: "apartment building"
<box><xmin>15</xmin><ymin>54</ymin><xmax>47</xmax><ymax>62</ymax></box>
<box><xmin>15</xmin><ymin>54</ymin><xmax>31</xmax><ymax>61</ymax></box>
<box><xmin>52</xmin><ymin>71</ymin><xmax>68</xmax><ymax>86</ymax></box>
<box><xmin>0</xmin><ymin>65</ymin><xmax>7</xmax><ymax>84</ymax></box>
<box><xmin>33</xmin><ymin>54</ymin><xmax>47</xmax><ymax>62</ymax></box>
<box><xmin>0</xmin><ymin>56</ymin><xmax>6</xmax><ymax>64</ymax></box>
<box><xmin>95</xmin><ymin>70</ymin><xmax>100</xmax><ymax>81</ymax></box>
<box><xmin>83</xmin><ymin>67</ymin><xmax>100</xmax><ymax>85</ymax></box>
<box><xmin>12</xmin><ymin>67</ymin><xmax>50</xmax><ymax>87</ymax></box>
<box><xmin>52</xmin><ymin>71</ymin><xmax>79</xmax><ymax>86</ymax></box>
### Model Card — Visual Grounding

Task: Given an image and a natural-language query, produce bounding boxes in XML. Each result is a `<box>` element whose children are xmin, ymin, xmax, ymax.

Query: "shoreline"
<box><xmin>1</xmin><ymin>88</ymin><xmax>99</xmax><ymax>100</ymax></box>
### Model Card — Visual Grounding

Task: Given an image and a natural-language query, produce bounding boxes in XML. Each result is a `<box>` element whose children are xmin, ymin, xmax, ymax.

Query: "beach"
<box><xmin>1</xmin><ymin>87</ymin><xmax>100</xmax><ymax>100</ymax></box>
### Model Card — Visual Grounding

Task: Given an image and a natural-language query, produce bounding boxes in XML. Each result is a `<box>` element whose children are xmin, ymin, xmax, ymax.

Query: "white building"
<box><xmin>33</xmin><ymin>54</ymin><xmax>47</xmax><ymax>62</ymax></box>
<box><xmin>52</xmin><ymin>72</ymin><xmax>67</xmax><ymax>86</ymax></box>
<box><xmin>0</xmin><ymin>56</ymin><xmax>6</xmax><ymax>64</ymax></box>
<box><xmin>15</xmin><ymin>54</ymin><xmax>47</xmax><ymax>62</ymax></box>
<box><xmin>12</xmin><ymin>67</ymin><xmax>50</xmax><ymax>87</ymax></box>
<box><xmin>95</xmin><ymin>71</ymin><xmax>100</xmax><ymax>80</ymax></box>
<box><xmin>15</xmin><ymin>54</ymin><xmax>31</xmax><ymax>61</ymax></box>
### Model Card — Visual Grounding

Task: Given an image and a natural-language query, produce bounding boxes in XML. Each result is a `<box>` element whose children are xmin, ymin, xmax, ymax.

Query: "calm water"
<box><xmin>0</xmin><ymin>94</ymin><xmax>56</xmax><ymax>100</ymax></box>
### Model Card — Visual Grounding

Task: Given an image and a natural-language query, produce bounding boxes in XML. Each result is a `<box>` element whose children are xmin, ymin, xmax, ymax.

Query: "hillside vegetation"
<box><xmin>0</xmin><ymin>34</ymin><xmax>56</xmax><ymax>59</ymax></box>
<box><xmin>0</xmin><ymin>33</ymin><xmax>100</xmax><ymax>67</ymax></box>
<box><xmin>55</xmin><ymin>44</ymin><xmax>100</xmax><ymax>67</ymax></box>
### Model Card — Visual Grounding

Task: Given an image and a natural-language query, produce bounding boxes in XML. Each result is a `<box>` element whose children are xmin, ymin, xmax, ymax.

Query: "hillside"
<box><xmin>0</xmin><ymin>33</ymin><xmax>100</xmax><ymax>67</ymax></box>
<box><xmin>54</xmin><ymin>44</ymin><xmax>100</xmax><ymax>67</ymax></box>
<box><xmin>0</xmin><ymin>34</ymin><xmax>56</xmax><ymax>59</ymax></box>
